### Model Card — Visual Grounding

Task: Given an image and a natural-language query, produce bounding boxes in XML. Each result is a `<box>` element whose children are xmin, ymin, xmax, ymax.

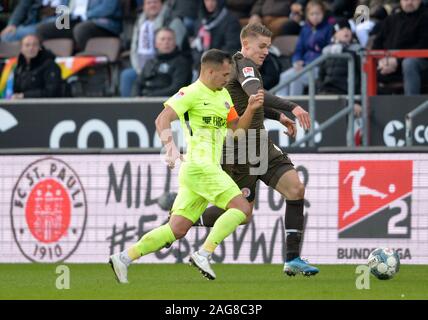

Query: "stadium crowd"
<box><xmin>1</xmin><ymin>0</ymin><xmax>428</xmax><ymax>98</ymax></box>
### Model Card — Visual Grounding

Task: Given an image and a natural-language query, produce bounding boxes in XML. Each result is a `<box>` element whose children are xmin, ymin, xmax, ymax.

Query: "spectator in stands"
<box><xmin>133</xmin><ymin>27</ymin><xmax>192</xmax><ymax>97</ymax></box>
<box><xmin>276</xmin><ymin>0</ymin><xmax>333</xmax><ymax>96</ymax></box>
<box><xmin>280</xmin><ymin>1</ymin><xmax>305</xmax><ymax>36</ymax></box>
<box><xmin>11</xmin><ymin>34</ymin><xmax>62</xmax><ymax>98</ymax></box>
<box><xmin>260</xmin><ymin>47</ymin><xmax>283</xmax><ymax>90</ymax></box>
<box><xmin>0</xmin><ymin>3</ymin><xmax>5</xmax><ymax>32</ymax></box>
<box><xmin>326</xmin><ymin>0</ymin><xmax>359</xmax><ymax>20</ymax></box>
<box><xmin>248</xmin><ymin>0</ymin><xmax>294</xmax><ymax>37</ymax></box>
<box><xmin>373</xmin><ymin>0</ymin><xmax>428</xmax><ymax>95</ymax></box>
<box><xmin>37</xmin><ymin>0</ymin><xmax>123</xmax><ymax>51</ymax></box>
<box><xmin>166</xmin><ymin>0</ymin><xmax>200</xmax><ymax>36</ymax></box>
<box><xmin>318</xmin><ymin>19</ymin><xmax>361</xmax><ymax>95</ymax></box>
<box><xmin>191</xmin><ymin>0</ymin><xmax>240</xmax><ymax>74</ymax></box>
<box><xmin>1</xmin><ymin>0</ymin><xmax>67</xmax><ymax>42</ymax></box>
<box><xmin>135</xmin><ymin>0</ymin><xmax>144</xmax><ymax>11</ymax></box>
<box><xmin>120</xmin><ymin>0</ymin><xmax>188</xmax><ymax>97</ymax></box>
<box><xmin>226</xmin><ymin>0</ymin><xmax>257</xmax><ymax>26</ymax></box>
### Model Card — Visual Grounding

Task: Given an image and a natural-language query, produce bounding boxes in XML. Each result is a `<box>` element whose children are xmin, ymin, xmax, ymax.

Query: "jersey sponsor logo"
<box><xmin>10</xmin><ymin>157</ymin><xmax>88</xmax><ymax>262</ymax></box>
<box><xmin>201</xmin><ymin>116</ymin><xmax>226</xmax><ymax>127</ymax></box>
<box><xmin>242</xmin><ymin>67</ymin><xmax>255</xmax><ymax>78</ymax></box>
<box><xmin>338</xmin><ymin>160</ymin><xmax>412</xmax><ymax>238</ymax></box>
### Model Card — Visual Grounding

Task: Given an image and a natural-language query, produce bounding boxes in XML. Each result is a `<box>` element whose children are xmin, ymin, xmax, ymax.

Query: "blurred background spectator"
<box><xmin>1</xmin><ymin>0</ymin><xmax>67</xmax><ymax>43</ymax></box>
<box><xmin>11</xmin><ymin>34</ymin><xmax>63</xmax><ymax>98</ymax></box>
<box><xmin>318</xmin><ymin>18</ymin><xmax>361</xmax><ymax>95</ymax></box>
<box><xmin>248</xmin><ymin>0</ymin><xmax>294</xmax><ymax>37</ymax></box>
<box><xmin>36</xmin><ymin>0</ymin><xmax>123</xmax><ymax>51</ymax></box>
<box><xmin>191</xmin><ymin>0</ymin><xmax>240</xmax><ymax>76</ymax></box>
<box><xmin>373</xmin><ymin>0</ymin><xmax>428</xmax><ymax>95</ymax></box>
<box><xmin>166</xmin><ymin>0</ymin><xmax>200</xmax><ymax>36</ymax></box>
<box><xmin>277</xmin><ymin>0</ymin><xmax>333</xmax><ymax>96</ymax></box>
<box><xmin>120</xmin><ymin>0</ymin><xmax>187</xmax><ymax>97</ymax></box>
<box><xmin>133</xmin><ymin>27</ymin><xmax>191</xmax><ymax>97</ymax></box>
<box><xmin>325</xmin><ymin>0</ymin><xmax>359</xmax><ymax>20</ymax></box>
<box><xmin>281</xmin><ymin>1</ymin><xmax>306</xmax><ymax>36</ymax></box>
<box><xmin>226</xmin><ymin>0</ymin><xmax>257</xmax><ymax>26</ymax></box>
<box><xmin>259</xmin><ymin>46</ymin><xmax>283</xmax><ymax>90</ymax></box>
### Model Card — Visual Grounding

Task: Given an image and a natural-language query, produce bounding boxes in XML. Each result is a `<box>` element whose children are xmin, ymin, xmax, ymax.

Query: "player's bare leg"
<box><xmin>194</xmin><ymin>201</ymin><xmax>254</xmax><ymax>227</ymax></box>
<box><xmin>189</xmin><ymin>195</ymin><xmax>251</xmax><ymax>280</ymax></box>
<box><xmin>109</xmin><ymin>215</ymin><xmax>192</xmax><ymax>283</ymax></box>
<box><xmin>275</xmin><ymin>169</ymin><xmax>319</xmax><ymax>276</ymax></box>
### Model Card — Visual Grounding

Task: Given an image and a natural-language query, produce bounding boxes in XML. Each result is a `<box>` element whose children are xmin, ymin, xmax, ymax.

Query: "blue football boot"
<box><xmin>283</xmin><ymin>257</ymin><xmax>319</xmax><ymax>277</ymax></box>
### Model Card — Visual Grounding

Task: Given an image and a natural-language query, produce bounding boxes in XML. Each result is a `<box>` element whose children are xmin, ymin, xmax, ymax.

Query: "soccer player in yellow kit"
<box><xmin>109</xmin><ymin>49</ymin><xmax>265</xmax><ymax>283</ymax></box>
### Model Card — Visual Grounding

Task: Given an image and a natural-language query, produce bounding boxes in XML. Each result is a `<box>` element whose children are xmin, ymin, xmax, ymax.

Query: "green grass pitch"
<box><xmin>0</xmin><ymin>264</ymin><xmax>427</xmax><ymax>300</ymax></box>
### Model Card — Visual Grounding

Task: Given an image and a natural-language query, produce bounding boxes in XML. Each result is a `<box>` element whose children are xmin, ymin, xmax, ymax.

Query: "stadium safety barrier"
<box><xmin>270</xmin><ymin>53</ymin><xmax>358</xmax><ymax>147</ymax></box>
<box><xmin>364</xmin><ymin>49</ymin><xmax>428</xmax><ymax>96</ymax></box>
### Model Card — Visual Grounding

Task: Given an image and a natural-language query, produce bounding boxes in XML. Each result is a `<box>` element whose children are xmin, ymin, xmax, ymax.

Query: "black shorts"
<box><xmin>222</xmin><ymin>140</ymin><xmax>294</xmax><ymax>202</ymax></box>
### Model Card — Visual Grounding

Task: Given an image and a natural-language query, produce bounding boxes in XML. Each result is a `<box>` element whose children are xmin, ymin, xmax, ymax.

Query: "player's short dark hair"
<box><xmin>240</xmin><ymin>23</ymin><xmax>273</xmax><ymax>40</ymax></box>
<box><xmin>201</xmin><ymin>49</ymin><xmax>232</xmax><ymax>66</ymax></box>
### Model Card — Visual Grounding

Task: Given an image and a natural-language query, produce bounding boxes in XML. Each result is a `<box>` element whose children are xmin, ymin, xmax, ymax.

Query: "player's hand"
<box><xmin>165</xmin><ymin>143</ymin><xmax>183</xmax><ymax>169</ymax></box>
<box><xmin>279</xmin><ymin>113</ymin><xmax>297</xmax><ymax>138</ymax></box>
<box><xmin>292</xmin><ymin>106</ymin><xmax>311</xmax><ymax>131</ymax></box>
<box><xmin>248</xmin><ymin>89</ymin><xmax>264</xmax><ymax>111</ymax></box>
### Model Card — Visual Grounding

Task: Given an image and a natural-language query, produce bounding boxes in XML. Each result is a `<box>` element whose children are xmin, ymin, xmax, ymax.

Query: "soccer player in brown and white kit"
<box><xmin>195</xmin><ymin>23</ymin><xmax>319</xmax><ymax>276</ymax></box>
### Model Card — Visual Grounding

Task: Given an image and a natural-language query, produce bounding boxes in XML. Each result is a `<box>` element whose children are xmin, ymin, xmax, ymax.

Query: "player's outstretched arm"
<box><xmin>155</xmin><ymin>105</ymin><xmax>183</xmax><ymax>169</ymax></box>
<box><xmin>237</xmin><ymin>69</ymin><xmax>309</xmax><ymax>131</ymax></box>
<box><xmin>264</xmin><ymin>92</ymin><xmax>311</xmax><ymax>130</ymax></box>
<box><xmin>229</xmin><ymin>89</ymin><xmax>265</xmax><ymax>132</ymax></box>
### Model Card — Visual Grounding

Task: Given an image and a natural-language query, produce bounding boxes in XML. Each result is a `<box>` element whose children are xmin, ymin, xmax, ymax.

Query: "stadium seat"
<box><xmin>42</xmin><ymin>38</ymin><xmax>74</xmax><ymax>57</ymax></box>
<box><xmin>272</xmin><ymin>35</ymin><xmax>299</xmax><ymax>57</ymax></box>
<box><xmin>379</xmin><ymin>80</ymin><xmax>428</xmax><ymax>95</ymax></box>
<box><xmin>73</xmin><ymin>37</ymin><xmax>122</xmax><ymax>96</ymax></box>
<box><xmin>378</xmin><ymin>81</ymin><xmax>404</xmax><ymax>94</ymax></box>
<box><xmin>0</xmin><ymin>41</ymin><xmax>20</xmax><ymax>58</ymax></box>
<box><xmin>77</xmin><ymin>37</ymin><xmax>121</xmax><ymax>62</ymax></box>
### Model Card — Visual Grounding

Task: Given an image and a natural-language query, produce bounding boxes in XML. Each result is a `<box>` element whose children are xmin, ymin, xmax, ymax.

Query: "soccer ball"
<box><xmin>367</xmin><ymin>248</ymin><xmax>400</xmax><ymax>280</ymax></box>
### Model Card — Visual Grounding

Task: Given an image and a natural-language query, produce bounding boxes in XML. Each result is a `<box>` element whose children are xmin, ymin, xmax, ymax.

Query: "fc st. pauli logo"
<box><xmin>10</xmin><ymin>157</ymin><xmax>87</xmax><ymax>262</ymax></box>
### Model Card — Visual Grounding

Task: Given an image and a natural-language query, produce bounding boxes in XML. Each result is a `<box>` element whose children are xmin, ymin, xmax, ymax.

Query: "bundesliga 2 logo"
<box><xmin>338</xmin><ymin>160</ymin><xmax>412</xmax><ymax>238</ymax></box>
<box><xmin>10</xmin><ymin>157</ymin><xmax>87</xmax><ymax>262</ymax></box>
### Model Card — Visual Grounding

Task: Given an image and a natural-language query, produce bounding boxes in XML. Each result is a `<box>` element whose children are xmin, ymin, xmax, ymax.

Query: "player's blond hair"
<box><xmin>240</xmin><ymin>23</ymin><xmax>273</xmax><ymax>40</ymax></box>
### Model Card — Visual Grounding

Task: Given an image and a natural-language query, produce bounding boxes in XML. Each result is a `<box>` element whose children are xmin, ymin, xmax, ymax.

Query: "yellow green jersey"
<box><xmin>164</xmin><ymin>79</ymin><xmax>238</xmax><ymax>164</ymax></box>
